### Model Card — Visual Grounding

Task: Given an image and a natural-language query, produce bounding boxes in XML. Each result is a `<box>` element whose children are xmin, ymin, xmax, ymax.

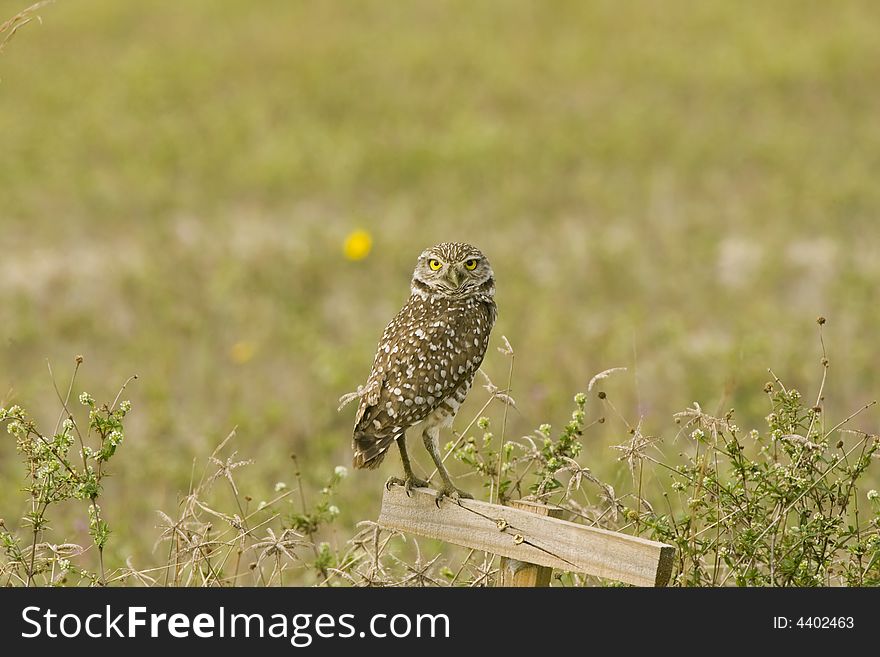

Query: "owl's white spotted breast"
<box><xmin>354</xmin><ymin>292</ymin><xmax>496</xmax><ymax>436</ymax></box>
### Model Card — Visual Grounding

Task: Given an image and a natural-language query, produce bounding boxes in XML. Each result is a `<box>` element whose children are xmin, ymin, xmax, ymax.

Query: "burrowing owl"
<box><xmin>350</xmin><ymin>242</ymin><xmax>497</xmax><ymax>503</ymax></box>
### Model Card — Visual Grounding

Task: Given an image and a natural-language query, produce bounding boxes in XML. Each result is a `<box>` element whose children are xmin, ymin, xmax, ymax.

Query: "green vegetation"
<box><xmin>1</xmin><ymin>1</ymin><xmax>879</xmax><ymax>585</ymax></box>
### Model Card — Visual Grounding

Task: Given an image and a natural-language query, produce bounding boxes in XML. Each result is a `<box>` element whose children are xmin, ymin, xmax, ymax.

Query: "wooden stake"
<box><xmin>498</xmin><ymin>500</ymin><xmax>564</xmax><ymax>586</ymax></box>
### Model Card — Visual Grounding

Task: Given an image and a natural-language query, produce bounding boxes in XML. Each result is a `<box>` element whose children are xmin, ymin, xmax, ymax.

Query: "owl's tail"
<box><xmin>352</xmin><ymin>431</ymin><xmax>396</xmax><ymax>469</ymax></box>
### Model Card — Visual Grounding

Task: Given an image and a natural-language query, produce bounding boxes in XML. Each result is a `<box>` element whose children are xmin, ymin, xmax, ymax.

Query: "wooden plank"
<box><xmin>379</xmin><ymin>486</ymin><xmax>675</xmax><ymax>587</ymax></box>
<box><xmin>498</xmin><ymin>500</ymin><xmax>564</xmax><ymax>587</ymax></box>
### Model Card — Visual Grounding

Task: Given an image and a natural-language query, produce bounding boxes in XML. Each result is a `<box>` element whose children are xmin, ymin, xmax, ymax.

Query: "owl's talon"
<box><xmin>434</xmin><ymin>485</ymin><xmax>473</xmax><ymax>507</ymax></box>
<box><xmin>386</xmin><ymin>475</ymin><xmax>430</xmax><ymax>496</ymax></box>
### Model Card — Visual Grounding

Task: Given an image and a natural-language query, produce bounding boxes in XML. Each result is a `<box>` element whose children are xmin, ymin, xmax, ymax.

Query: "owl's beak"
<box><xmin>445</xmin><ymin>267</ymin><xmax>461</xmax><ymax>288</ymax></box>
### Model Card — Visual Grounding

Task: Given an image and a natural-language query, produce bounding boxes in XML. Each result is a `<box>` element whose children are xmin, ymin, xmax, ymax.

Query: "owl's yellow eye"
<box><xmin>428</xmin><ymin>259</ymin><xmax>442</xmax><ymax>271</ymax></box>
<box><xmin>464</xmin><ymin>259</ymin><xmax>478</xmax><ymax>270</ymax></box>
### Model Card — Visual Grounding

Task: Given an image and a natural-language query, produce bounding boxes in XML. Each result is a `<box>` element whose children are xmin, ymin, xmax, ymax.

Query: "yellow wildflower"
<box><xmin>343</xmin><ymin>230</ymin><xmax>372</xmax><ymax>261</ymax></box>
<box><xmin>230</xmin><ymin>341</ymin><xmax>256</xmax><ymax>364</ymax></box>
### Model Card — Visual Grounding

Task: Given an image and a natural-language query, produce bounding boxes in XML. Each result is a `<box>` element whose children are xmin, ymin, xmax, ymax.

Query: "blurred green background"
<box><xmin>2</xmin><ymin>0</ymin><xmax>879</xmax><ymax>569</ymax></box>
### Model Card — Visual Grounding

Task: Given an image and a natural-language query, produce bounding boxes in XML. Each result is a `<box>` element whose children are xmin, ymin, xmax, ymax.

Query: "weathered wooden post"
<box><xmin>378</xmin><ymin>486</ymin><xmax>675</xmax><ymax>587</ymax></box>
<box><xmin>498</xmin><ymin>499</ymin><xmax>563</xmax><ymax>586</ymax></box>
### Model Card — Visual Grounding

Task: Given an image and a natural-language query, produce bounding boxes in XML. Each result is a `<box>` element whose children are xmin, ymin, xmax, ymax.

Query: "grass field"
<box><xmin>1</xmin><ymin>0</ymin><xmax>879</xmax><ymax>584</ymax></box>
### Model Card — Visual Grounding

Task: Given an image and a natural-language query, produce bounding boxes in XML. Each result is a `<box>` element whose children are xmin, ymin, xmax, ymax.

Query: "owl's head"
<box><xmin>411</xmin><ymin>242</ymin><xmax>495</xmax><ymax>299</ymax></box>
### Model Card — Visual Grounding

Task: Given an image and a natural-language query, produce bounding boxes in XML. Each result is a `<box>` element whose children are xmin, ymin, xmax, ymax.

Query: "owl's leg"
<box><xmin>385</xmin><ymin>435</ymin><xmax>430</xmax><ymax>496</ymax></box>
<box><xmin>422</xmin><ymin>426</ymin><xmax>473</xmax><ymax>506</ymax></box>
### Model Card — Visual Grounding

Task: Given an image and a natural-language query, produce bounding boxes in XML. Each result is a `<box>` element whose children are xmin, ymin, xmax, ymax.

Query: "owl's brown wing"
<box><xmin>351</xmin><ymin>304</ymin><xmax>410</xmax><ymax>468</ymax></box>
